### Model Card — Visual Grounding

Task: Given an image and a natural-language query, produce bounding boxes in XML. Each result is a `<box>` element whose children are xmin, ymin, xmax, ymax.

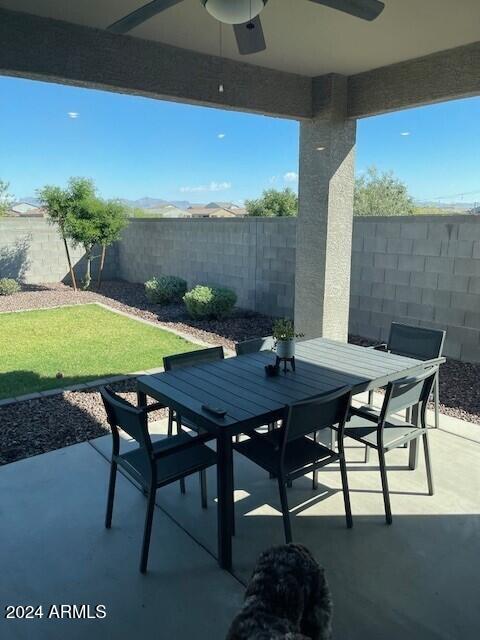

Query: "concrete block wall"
<box><xmin>349</xmin><ymin>215</ymin><xmax>480</xmax><ymax>363</ymax></box>
<box><xmin>0</xmin><ymin>218</ymin><xmax>118</xmax><ymax>284</ymax></box>
<box><xmin>1</xmin><ymin>215</ymin><xmax>479</xmax><ymax>363</ymax></box>
<box><xmin>118</xmin><ymin>218</ymin><xmax>296</xmax><ymax>317</ymax></box>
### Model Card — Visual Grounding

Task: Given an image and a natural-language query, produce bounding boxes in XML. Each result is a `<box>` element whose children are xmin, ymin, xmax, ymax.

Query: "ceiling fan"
<box><xmin>107</xmin><ymin>0</ymin><xmax>385</xmax><ymax>55</ymax></box>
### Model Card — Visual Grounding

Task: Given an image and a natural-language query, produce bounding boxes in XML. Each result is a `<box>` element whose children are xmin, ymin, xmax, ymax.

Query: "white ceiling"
<box><xmin>2</xmin><ymin>0</ymin><xmax>480</xmax><ymax>76</ymax></box>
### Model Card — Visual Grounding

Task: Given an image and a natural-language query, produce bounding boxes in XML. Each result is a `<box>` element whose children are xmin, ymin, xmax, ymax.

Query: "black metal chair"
<box><xmin>340</xmin><ymin>367</ymin><xmax>437</xmax><ymax>524</ymax></box>
<box><xmin>100</xmin><ymin>386</ymin><xmax>216</xmax><ymax>573</ymax></box>
<box><xmin>234</xmin><ymin>387</ymin><xmax>353</xmax><ymax>543</ymax></box>
<box><xmin>235</xmin><ymin>336</ymin><xmax>275</xmax><ymax>356</ymax></box>
<box><xmin>163</xmin><ymin>346</ymin><xmax>225</xmax><ymax>436</ymax></box>
<box><xmin>368</xmin><ymin>322</ymin><xmax>445</xmax><ymax>428</ymax></box>
<box><xmin>235</xmin><ymin>336</ymin><xmax>278</xmax><ymax>457</ymax></box>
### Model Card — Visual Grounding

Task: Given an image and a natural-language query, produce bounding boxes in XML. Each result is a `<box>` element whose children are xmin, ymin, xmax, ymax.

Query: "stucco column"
<box><xmin>294</xmin><ymin>75</ymin><xmax>356</xmax><ymax>341</ymax></box>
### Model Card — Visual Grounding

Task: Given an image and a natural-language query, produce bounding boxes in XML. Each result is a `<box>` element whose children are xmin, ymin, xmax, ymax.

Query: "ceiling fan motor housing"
<box><xmin>201</xmin><ymin>0</ymin><xmax>269</xmax><ymax>25</ymax></box>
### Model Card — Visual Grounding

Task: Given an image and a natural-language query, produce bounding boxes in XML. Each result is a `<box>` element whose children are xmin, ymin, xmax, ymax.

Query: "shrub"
<box><xmin>0</xmin><ymin>278</ymin><xmax>20</xmax><ymax>296</ymax></box>
<box><xmin>183</xmin><ymin>285</ymin><xmax>237</xmax><ymax>319</ymax></box>
<box><xmin>145</xmin><ymin>275</ymin><xmax>187</xmax><ymax>304</ymax></box>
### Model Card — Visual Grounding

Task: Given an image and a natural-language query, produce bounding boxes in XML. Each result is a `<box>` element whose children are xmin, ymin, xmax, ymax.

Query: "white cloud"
<box><xmin>284</xmin><ymin>171</ymin><xmax>298</xmax><ymax>183</ymax></box>
<box><xmin>400</xmin><ymin>131</ymin><xmax>411</xmax><ymax>136</ymax></box>
<box><xmin>68</xmin><ymin>112</ymin><xmax>80</xmax><ymax>119</ymax></box>
<box><xmin>217</xmin><ymin>133</ymin><xmax>225</xmax><ymax>139</ymax></box>
<box><xmin>179</xmin><ymin>181</ymin><xmax>232</xmax><ymax>193</ymax></box>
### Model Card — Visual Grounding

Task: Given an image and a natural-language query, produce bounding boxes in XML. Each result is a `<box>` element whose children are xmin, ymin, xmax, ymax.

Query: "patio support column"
<box><xmin>294</xmin><ymin>75</ymin><xmax>356</xmax><ymax>341</ymax></box>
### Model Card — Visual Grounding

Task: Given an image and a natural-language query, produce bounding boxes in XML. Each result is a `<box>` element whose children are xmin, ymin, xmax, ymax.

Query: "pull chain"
<box><xmin>218</xmin><ymin>21</ymin><xmax>224</xmax><ymax>93</ymax></box>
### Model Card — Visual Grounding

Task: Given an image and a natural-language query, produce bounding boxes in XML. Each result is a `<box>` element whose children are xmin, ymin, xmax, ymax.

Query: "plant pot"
<box><xmin>276</xmin><ymin>339</ymin><xmax>295</xmax><ymax>359</ymax></box>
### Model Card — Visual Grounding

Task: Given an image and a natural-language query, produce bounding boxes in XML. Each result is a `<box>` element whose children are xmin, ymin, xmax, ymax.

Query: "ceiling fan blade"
<box><xmin>107</xmin><ymin>0</ymin><xmax>185</xmax><ymax>34</ymax></box>
<box><xmin>308</xmin><ymin>0</ymin><xmax>385</xmax><ymax>21</ymax></box>
<box><xmin>233</xmin><ymin>16</ymin><xmax>266</xmax><ymax>55</ymax></box>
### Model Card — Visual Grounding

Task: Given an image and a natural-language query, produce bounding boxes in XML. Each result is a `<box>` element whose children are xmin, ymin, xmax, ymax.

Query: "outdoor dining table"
<box><xmin>137</xmin><ymin>337</ymin><xmax>442</xmax><ymax>571</ymax></box>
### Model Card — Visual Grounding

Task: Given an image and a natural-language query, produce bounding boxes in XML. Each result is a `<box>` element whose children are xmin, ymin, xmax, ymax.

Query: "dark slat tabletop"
<box><xmin>137</xmin><ymin>337</ymin><xmax>428</xmax><ymax>436</ymax></box>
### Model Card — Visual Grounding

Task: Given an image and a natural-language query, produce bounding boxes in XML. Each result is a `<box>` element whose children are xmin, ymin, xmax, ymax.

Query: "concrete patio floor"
<box><xmin>1</xmin><ymin>399</ymin><xmax>479</xmax><ymax>640</ymax></box>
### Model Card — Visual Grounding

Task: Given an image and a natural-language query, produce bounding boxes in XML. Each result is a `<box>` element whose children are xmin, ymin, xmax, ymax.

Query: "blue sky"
<box><xmin>1</xmin><ymin>75</ymin><xmax>479</xmax><ymax>204</ymax></box>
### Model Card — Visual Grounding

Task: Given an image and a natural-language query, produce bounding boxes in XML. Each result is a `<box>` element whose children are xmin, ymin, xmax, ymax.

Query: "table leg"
<box><xmin>217</xmin><ymin>431</ymin><xmax>233</xmax><ymax>571</ymax></box>
<box><xmin>137</xmin><ymin>390</ymin><xmax>147</xmax><ymax>408</ymax></box>
<box><xmin>409</xmin><ymin>403</ymin><xmax>420</xmax><ymax>470</ymax></box>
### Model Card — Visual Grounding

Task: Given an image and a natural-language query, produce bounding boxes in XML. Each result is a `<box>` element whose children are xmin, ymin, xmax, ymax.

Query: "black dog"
<box><xmin>226</xmin><ymin>544</ymin><xmax>333</xmax><ymax>640</ymax></box>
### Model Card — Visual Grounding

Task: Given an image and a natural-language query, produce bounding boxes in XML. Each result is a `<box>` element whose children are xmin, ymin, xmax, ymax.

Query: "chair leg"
<box><xmin>105</xmin><ymin>461</ymin><xmax>117</xmax><ymax>529</ymax></box>
<box><xmin>364</xmin><ymin>445</ymin><xmax>371</xmax><ymax>463</ymax></box>
<box><xmin>312</xmin><ymin>464</ymin><xmax>318</xmax><ymax>490</ymax></box>
<box><xmin>423</xmin><ymin>433</ymin><xmax>435</xmax><ymax>496</ymax></box>
<box><xmin>176</xmin><ymin>415</ymin><xmax>186</xmax><ymax>494</ymax></box>
<box><xmin>200</xmin><ymin>470</ymin><xmax>208</xmax><ymax>508</ymax></box>
<box><xmin>338</xmin><ymin>450</ymin><xmax>353</xmax><ymax>529</ymax></box>
<box><xmin>140</xmin><ymin>488</ymin><xmax>156</xmax><ymax>573</ymax></box>
<box><xmin>434</xmin><ymin>373</ymin><xmax>440</xmax><ymax>429</ymax></box>
<box><xmin>330</xmin><ymin>428</ymin><xmax>336</xmax><ymax>452</ymax></box>
<box><xmin>277</xmin><ymin>477</ymin><xmax>292</xmax><ymax>543</ymax></box>
<box><xmin>167</xmin><ymin>410</ymin><xmax>174</xmax><ymax>437</ymax></box>
<box><xmin>378</xmin><ymin>448</ymin><xmax>392</xmax><ymax>525</ymax></box>
<box><xmin>367</xmin><ymin>389</ymin><xmax>374</xmax><ymax>407</ymax></box>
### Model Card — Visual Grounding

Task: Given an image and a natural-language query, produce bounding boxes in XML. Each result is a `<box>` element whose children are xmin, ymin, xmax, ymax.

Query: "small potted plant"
<box><xmin>272</xmin><ymin>318</ymin><xmax>303</xmax><ymax>359</ymax></box>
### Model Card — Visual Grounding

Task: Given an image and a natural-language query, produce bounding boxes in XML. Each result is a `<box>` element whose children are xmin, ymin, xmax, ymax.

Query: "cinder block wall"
<box><xmin>0</xmin><ymin>218</ymin><xmax>118</xmax><ymax>284</ymax></box>
<box><xmin>2</xmin><ymin>215</ymin><xmax>479</xmax><ymax>362</ymax></box>
<box><xmin>349</xmin><ymin>215</ymin><xmax>480</xmax><ymax>362</ymax></box>
<box><xmin>118</xmin><ymin>218</ymin><xmax>296</xmax><ymax>318</ymax></box>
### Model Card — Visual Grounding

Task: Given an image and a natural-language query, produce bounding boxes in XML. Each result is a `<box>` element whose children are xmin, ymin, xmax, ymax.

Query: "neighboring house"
<box><xmin>130</xmin><ymin>204</ymin><xmax>188</xmax><ymax>218</ymax></box>
<box><xmin>8</xmin><ymin>202</ymin><xmax>45</xmax><ymax>217</ymax></box>
<box><xmin>187</xmin><ymin>207</ymin><xmax>237</xmax><ymax>218</ymax></box>
<box><xmin>205</xmin><ymin>201</ymin><xmax>240</xmax><ymax>210</ymax></box>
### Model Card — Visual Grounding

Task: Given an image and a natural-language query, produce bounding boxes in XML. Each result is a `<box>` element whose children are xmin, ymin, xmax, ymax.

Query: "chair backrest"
<box><xmin>100</xmin><ymin>386</ymin><xmax>153</xmax><ymax>456</ymax></box>
<box><xmin>388</xmin><ymin>323</ymin><xmax>445</xmax><ymax>360</ymax></box>
<box><xmin>163</xmin><ymin>346</ymin><xmax>224</xmax><ymax>371</ymax></box>
<box><xmin>283</xmin><ymin>386</ymin><xmax>352</xmax><ymax>445</ymax></box>
<box><xmin>381</xmin><ymin>367</ymin><xmax>438</xmax><ymax>422</ymax></box>
<box><xmin>235</xmin><ymin>336</ymin><xmax>274</xmax><ymax>356</ymax></box>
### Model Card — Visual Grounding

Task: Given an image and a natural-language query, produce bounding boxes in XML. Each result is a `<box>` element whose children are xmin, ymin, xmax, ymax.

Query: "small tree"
<box><xmin>0</xmin><ymin>179</ymin><xmax>13</xmax><ymax>217</ymax></box>
<box><xmin>246</xmin><ymin>188</ymin><xmax>298</xmax><ymax>217</ymax></box>
<box><xmin>65</xmin><ymin>195</ymin><xmax>128</xmax><ymax>289</ymax></box>
<box><xmin>37</xmin><ymin>177</ymin><xmax>96</xmax><ymax>291</ymax></box>
<box><xmin>95</xmin><ymin>200</ymin><xmax>129</xmax><ymax>286</ymax></box>
<box><xmin>354</xmin><ymin>166</ymin><xmax>414</xmax><ymax>216</ymax></box>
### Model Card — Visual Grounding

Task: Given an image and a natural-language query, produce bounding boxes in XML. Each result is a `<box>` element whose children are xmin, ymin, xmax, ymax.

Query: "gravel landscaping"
<box><xmin>0</xmin><ymin>281</ymin><xmax>478</xmax><ymax>466</ymax></box>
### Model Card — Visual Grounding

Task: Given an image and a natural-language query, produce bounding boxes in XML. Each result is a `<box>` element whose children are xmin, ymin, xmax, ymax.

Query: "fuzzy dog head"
<box><xmin>226</xmin><ymin>544</ymin><xmax>333</xmax><ymax>640</ymax></box>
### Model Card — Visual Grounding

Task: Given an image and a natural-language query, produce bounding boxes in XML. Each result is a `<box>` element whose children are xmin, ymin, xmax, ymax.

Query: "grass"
<box><xmin>0</xmin><ymin>303</ymin><xmax>201</xmax><ymax>399</ymax></box>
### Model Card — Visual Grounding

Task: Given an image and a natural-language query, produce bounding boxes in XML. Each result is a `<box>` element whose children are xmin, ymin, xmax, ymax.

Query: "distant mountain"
<box><xmin>415</xmin><ymin>200</ymin><xmax>476</xmax><ymax>211</ymax></box>
<box><xmin>119</xmin><ymin>197</ymin><xmax>194</xmax><ymax>211</ymax></box>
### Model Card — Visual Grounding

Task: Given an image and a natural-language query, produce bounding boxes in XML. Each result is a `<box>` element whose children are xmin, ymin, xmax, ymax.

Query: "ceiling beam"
<box><xmin>348</xmin><ymin>41</ymin><xmax>480</xmax><ymax>118</ymax></box>
<box><xmin>0</xmin><ymin>8</ymin><xmax>312</xmax><ymax>120</ymax></box>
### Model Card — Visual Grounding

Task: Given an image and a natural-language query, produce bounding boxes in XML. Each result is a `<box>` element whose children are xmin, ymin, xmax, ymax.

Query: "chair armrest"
<box><xmin>349</xmin><ymin>406</ymin><xmax>380</xmax><ymax>423</ymax></box>
<box><xmin>366</xmin><ymin>343</ymin><xmax>388</xmax><ymax>351</ymax></box>
<box><xmin>144</xmin><ymin>402</ymin><xmax>166</xmax><ymax>413</ymax></box>
<box><xmin>152</xmin><ymin>432</ymin><xmax>212</xmax><ymax>459</ymax></box>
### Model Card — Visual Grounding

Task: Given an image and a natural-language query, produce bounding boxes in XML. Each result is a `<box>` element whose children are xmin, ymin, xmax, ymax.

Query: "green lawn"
<box><xmin>0</xmin><ymin>303</ymin><xmax>200</xmax><ymax>399</ymax></box>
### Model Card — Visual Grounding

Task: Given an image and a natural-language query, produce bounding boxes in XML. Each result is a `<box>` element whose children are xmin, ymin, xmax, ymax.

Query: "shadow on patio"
<box><xmin>1</xmin><ymin>416</ymin><xmax>476</xmax><ymax>640</ymax></box>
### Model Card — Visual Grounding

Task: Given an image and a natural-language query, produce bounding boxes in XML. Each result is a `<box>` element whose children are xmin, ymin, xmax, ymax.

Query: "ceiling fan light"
<box><xmin>202</xmin><ymin>0</ymin><xmax>267</xmax><ymax>25</ymax></box>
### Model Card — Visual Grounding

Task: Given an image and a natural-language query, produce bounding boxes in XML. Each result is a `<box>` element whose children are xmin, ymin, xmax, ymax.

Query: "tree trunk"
<box><xmin>97</xmin><ymin>244</ymin><xmax>106</xmax><ymax>288</ymax></box>
<box><xmin>62</xmin><ymin>231</ymin><xmax>77</xmax><ymax>292</ymax></box>
<box><xmin>83</xmin><ymin>247</ymin><xmax>92</xmax><ymax>290</ymax></box>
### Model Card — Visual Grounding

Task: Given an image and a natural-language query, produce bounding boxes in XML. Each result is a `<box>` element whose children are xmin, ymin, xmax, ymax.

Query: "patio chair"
<box><xmin>235</xmin><ymin>336</ymin><xmax>276</xmax><ymax>438</ymax></box>
<box><xmin>234</xmin><ymin>387</ymin><xmax>353</xmax><ymax>543</ymax></box>
<box><xmin>163</xmin><ymin>346</ymin><xmax>224</xmax><ymax>491</ymax></box>
<box><xmin>339</xmin><ymin>367</ymin><xmax>437</xmax><ymax>524</ymax></box>
<box><xmin>235</xmin><ymin>336</ymin><xmax>275</xmax><ymax>355</ymax></box>
<box><xmin>100</xmin><ymin>386</ymin><xmax>216</xmax><ymax>573</ymax></box>
<box><xmin>367</xmin><ymin>323</ymin><xmax>445</xmax><ymax>427</ymax></box>
<box><xmin>163</xmin><ymin>346</ymin><xmax>225</xmax><ymax>436</ymax></box>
